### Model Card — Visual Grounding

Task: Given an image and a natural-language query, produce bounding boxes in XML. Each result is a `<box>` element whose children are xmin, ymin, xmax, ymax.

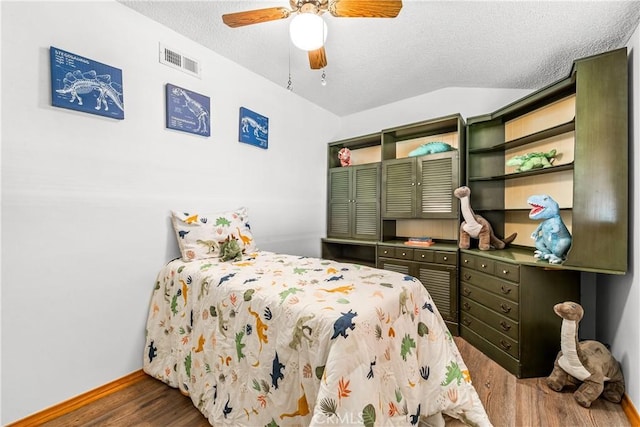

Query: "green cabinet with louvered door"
<box><xmin>328</xmin><ymin>163</ymin><xmax>380</xmax><ymax>240</ymax></box>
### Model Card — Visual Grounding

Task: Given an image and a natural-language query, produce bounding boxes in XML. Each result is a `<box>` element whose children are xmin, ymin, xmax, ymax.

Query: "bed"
<box><xmin>143</xmin><ymin>208</ymin><xmax>492</xmax><ymax>426</ymax></box>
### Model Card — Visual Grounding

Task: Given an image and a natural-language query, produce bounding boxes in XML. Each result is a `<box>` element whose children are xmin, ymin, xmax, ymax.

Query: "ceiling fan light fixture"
<box><xmin>289</xmin><ymin>13</ymin><xmax>327</xmax><ymax>51</ymax></box>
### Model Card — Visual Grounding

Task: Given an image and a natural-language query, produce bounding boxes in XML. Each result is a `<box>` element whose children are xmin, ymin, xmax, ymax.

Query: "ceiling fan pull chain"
<box><xmin>287</xmin><ymin>43</ymin><xmax>294</xmax><ymax>92</ymax></box>
<box><xmin>321</xmin><ymin>69</ymin><xmax>327</xmax><ymax>86</ymax></box>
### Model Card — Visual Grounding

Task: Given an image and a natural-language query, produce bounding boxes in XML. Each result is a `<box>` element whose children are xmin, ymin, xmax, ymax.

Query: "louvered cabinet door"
<box><xmin>328</xmin><ymin>168</ymin><xmax>352</xmax><ymax>238</ymax></box>
<box><xmin>352</xmin><ymin>164</ymin><xmax>380</xmax><ymax>240</ymax></box>
<box><xmin>417</xmin><ymin>151</ymin><xmax>459</xmax><ymax>218</ymax></box>
<box><xmin>416</xmin><ymin>262</ymin><xmax>458</xmax><ymax>328</ymax></box>
<box><xmin>382</xmin><ymin>158</ymin><xmax>416</xmax><ymax>218</ymax></box>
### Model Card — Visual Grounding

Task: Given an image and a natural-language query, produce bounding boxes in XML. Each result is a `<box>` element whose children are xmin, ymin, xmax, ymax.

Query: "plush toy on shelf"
<box><xmin>528</xmin><ymin>194</ymin><xmax>571</xmax><ymax>264</ymax></box>
<box><xmin>408</xmin><ymin>141</ymin><xmax>453</xmax><ymax>157</ymax></box>
<box><xmin>453</xmin><ymin>186</ymin><xmax>517</xmax><ymax>250</ymax></box>
<box><xmin>506</xmin><ymin>149</ymin><xmax>557</xmax><ymax>172</ymax></box>
<box><xmin>547</xmin><ymin>301</ymin><xmax>625</xmax><ymax>408</ymax></box>
<box><xmin>338</xmin><ymin>147</ymin><xmax>352</xmax><ymax>167</ymax></box>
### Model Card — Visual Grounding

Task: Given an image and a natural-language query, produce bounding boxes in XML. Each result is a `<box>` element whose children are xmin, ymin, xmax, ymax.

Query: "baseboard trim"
<box><xmin>622</xmin><ymin>393</ymin><xmax>640</xmax><ymax>426</ymax></box>
<box><xmin>7</xmin><ymin>370</ymin><xmax>147</xmax><ymax>426</ymax></box>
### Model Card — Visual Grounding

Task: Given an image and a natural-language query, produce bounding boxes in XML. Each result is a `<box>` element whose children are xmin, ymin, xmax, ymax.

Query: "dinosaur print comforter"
<box><xmin>143</xmin><ymin>251</ymin><xmax>491</xmax><ymax>426</ymax></box>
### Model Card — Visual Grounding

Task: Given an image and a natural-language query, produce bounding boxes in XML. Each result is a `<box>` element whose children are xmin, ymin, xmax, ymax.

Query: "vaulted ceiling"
<box><xmin>119</xmin><ymin>1</ymin><xmax>640</xmax><ymax>116</ymax></box>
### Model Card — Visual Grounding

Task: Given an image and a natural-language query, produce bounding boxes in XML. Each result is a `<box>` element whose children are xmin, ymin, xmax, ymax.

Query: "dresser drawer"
<box><xmin>495</xmin><ymin>261</ymin><xmax>520</xmax><ymax>282</ymax></box>
<box><xmin>460</xmin><ymin>283</ymin><xmax>519</xmax><ymax>321</ymax></box>
<box><xmin>378</xmin><ymin>246</ymin><xmax>395</xmax><ymax>258</ymax></box>
<box><xmin>460</xmin><ymin>310</ymin><xmax>519</xmax><ymax>359</ymax></box>
<box><xmin>394</xmin><ymin>247</ymin><xmax>414</xmax><ymax>260</ymax></box>
<box><xmin>413</xmin><ymin>249</ymin><xmax>434</xmax><ymax>263</ymax></box>
<box><xmin>460</xmin><ymin>268</ymin><xmax>519</xmax><ymax>302</ymax></box>
<box><xmin>434</xmin><ymin>251</ymin><xmax>456</xmax><ymax>266</ymax></box>
<box><xmin>462</xmin><ymin>253</ymin><xmax>495</xmax><ymax>274</ymax></box>
<box><xmin>460</xmin><ymin>296</ymin><xmax>518</xmax><ymax>341</ymax></box>
<box><xmin>461</xmin><ymin>325</ymin><xmax>520</xmax><ymax>374</ymax></box>
<box><xmin>460</xmin><ymin>253</ymin><xmax>476</xmax><ymax>269</ymax></box>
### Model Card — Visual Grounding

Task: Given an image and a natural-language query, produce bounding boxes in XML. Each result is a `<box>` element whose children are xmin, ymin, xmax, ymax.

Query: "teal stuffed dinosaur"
<box><xmin>507</xmin><ymin>149</ymin><xmax>557</xmax><ymax>172</ymax></box>
<box><xmin>528</xmin><ymin>194</ymin><xmax>571</xmax><ymax>264</ymax></box>
<box><xmin>408</xmin><ymin>141</ymin><xmax>453</xmax><ymax>157</ymax></box>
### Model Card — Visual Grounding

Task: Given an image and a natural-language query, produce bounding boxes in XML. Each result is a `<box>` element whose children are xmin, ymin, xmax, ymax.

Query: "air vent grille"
<box><xmin>159</xmin><ymin>44</ymin><xmax>201</xmax><ymax>78</ymax></box>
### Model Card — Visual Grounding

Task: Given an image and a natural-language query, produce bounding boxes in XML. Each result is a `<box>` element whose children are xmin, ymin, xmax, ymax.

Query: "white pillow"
<box><xmin>171</xmin><ymin>207</ymin><xmax>257</xmax><ymax>262</ymax></box>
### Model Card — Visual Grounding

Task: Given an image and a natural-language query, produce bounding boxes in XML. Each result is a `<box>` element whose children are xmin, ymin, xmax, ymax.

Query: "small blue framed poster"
<box><xmin>50</xmin><ymin>46</ymin><xmax>124</xmax><ymax>120</ymax></box>
<box><xmin>239</xmin><ymin>107</ymin><xmax>268</xmax><ymax>149</ymax></box>
<box><xmin>166</xmin><ymin>84</ymin><xmax>211</xmax><ymax>137</ymax></box>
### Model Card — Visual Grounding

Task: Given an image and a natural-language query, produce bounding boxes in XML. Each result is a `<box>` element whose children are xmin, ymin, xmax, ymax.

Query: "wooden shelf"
<box><xmin>469</xmin><ymin>162</ymin><xmax>574</xmax><ymax>181</ymax></box>
<box><xmin>468</xmin><ymin>120</ymin><xmax>575</xmax><ymax>154</ymax></box>
<box><xmin>465</xmin><ymin>47</ymin><xmax>628</xmax><ymax>274</ymax></box>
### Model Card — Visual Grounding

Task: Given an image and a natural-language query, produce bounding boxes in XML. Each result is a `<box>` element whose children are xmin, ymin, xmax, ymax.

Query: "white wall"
<box><xmin>0</xmin><ymin>1</ymin><xmax>339</xmax><ymax>423</ymax></box>
<box><xmin>596</xmin><ymin>24</ymin><xmax>640</xmax><ymax>414</ymax></box>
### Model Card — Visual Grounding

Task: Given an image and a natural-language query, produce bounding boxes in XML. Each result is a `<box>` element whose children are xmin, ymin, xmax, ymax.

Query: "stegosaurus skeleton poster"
<box><xmin>49</xmin><ymin>46</ymin><xmax>124</xmax><ymax>120</ymax></box>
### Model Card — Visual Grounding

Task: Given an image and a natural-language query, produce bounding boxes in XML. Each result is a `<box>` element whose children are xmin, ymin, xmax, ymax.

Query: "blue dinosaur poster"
<box><xmin>239</xmin><ymin>107</ymin><xmax>268</xmax><ymax>149</ymax></box>
<box><xmin>166</xmin><ymin>83</ymin><xmax>211</xmax><ymax>137</ymax></box>
<box><xmin>50</xmin><ymin>46</ymin><xmax>124</xmax><ymax>119</ymax></box>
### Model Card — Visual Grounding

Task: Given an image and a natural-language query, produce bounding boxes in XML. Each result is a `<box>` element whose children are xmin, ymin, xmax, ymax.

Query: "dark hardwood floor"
<box><xmin>40</xmin><ymin>338</ymin><xmax>630</xmax><ymax>427</ymax></box>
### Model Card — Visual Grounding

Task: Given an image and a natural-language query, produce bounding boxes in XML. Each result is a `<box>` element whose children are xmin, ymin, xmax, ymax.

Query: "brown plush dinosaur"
<box><xmin>453</xmin><ymin>186</ymin><xmax>516</xmax><ymax>250</ymax></box>
<box><xmin>546</xmin><ymin>301</ymin><xmax>625</xmax><ymax>408</ymax></box>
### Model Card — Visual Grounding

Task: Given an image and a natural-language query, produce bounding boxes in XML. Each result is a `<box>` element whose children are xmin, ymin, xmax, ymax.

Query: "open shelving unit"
<box><xmin>465</xmin><ymin>49</ymin><xmax>628</xmax><ymax>273</ymax></box>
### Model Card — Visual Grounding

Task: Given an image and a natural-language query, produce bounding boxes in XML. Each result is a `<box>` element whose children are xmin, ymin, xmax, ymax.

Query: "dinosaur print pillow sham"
<box><xmin>171</xmin><ymin>207</ymin><xmax>256</xmax><ymax>262</ymax></box>
<box><xmin>143</xmin><ymin>251</ymin><xmax>491</xmax><ymax>426</ymax></box>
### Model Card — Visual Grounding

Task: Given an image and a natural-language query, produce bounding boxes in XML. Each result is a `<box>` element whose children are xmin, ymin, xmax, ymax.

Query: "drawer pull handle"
<box><xmin>500</xmin><ymin>304</ymin><xmax>512</xmax><ymax>314</ymax></box>
<box><xmin>464</xmin><ymin>273</ymin><xmax>471</xmax><ymax>280</ymax></box>
<box><xmin>500</xmin><ymin>286</ymin><xmax>511</xmax><ymax>294</ymax></box>
<box><xmin>462</xmin><ymin>288</ymin><xmax>471</xmax><ymax>296</ymax></box>
<box><xmin>402</xmin><ymin>252</ymin><xmax>406</xmax><ymax>256</ymax></box>
<box><xmin>463</xmin><ymin>302</ymin><xmax>471</xmax><ymax>311</ymax></box>
<box><xmin>502</xmin><ymin>269</ymin><xmax>509</xmax><ymax>275</ymax></box>
<box><xmin>481</xmin><ymin>264</ymin><xmax>487</xmax><ymax>269</ymax></box>
<box><xmin>421</xmin><ymin>254</ymin><xmax>425</xmax><ymax>258</ymax></box>
<box><xmin>500</xmin><ymin>340</ymin><xmax>512</xmax><ymax>350</ymax></box>
<box><xmin>500</xmin><ymin>321</ymin><xmax>511</xmax><ymax>331</ymax></box>
<box><xmin>462</xmin><ymin>318</ymin><xmax>472</xmax><ymax>326</ymax></box>
<box><xmin>443</xmin><ymin>256</ymin><xmax>448</xmax><ymax>261</ymax></box>
<box><xmin>464</xmin><ymin>259</ymin><xmax>469</xmax><ymax>264</ymax></box>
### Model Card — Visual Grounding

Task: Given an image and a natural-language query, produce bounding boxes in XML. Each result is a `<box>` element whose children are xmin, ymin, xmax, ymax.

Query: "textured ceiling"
<box><xmin>119</xmin><ymin>1</ymin><xmax>640</xmax><ymax>116</ymax></box>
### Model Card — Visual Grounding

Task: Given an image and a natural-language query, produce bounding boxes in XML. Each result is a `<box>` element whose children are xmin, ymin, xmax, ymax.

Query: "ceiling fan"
<box><xmin>222</xmin><ymin>0</ymin><xmax>403</xmax><ymax>69</ymax></box>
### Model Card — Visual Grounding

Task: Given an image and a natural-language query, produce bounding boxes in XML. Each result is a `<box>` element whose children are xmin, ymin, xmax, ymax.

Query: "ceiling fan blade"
<box><xmin>329</xmin><ymin>0</ymin><xmax>402</xmax><ymax>18</ymax></box>
<box><xmin>309</xmin><ymin>47</ymin><xmax>328</xmax><ymax>69</ymax></box>
<box><xmin>222</xmin><ymin>7</ymin><xmax>291</xmax><ymax>28</ymax></box>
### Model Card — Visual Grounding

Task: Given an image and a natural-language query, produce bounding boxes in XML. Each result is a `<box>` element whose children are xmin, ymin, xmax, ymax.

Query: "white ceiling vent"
<box><xmin>159</xmin><ymin>43</ymin><xmax>201</xmax><ymax>78</ymax></box>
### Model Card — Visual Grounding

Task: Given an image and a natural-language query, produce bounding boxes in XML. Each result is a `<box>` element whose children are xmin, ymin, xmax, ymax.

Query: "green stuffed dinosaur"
<box><xmin>506</xmin><ymin>149</ymin><xmax>557</xmax><ymax>172</ymax></box>
<box><xmin>219</xmin><ymin>238</ymin><xmax>243</xmax><ymax>262</ymax></box>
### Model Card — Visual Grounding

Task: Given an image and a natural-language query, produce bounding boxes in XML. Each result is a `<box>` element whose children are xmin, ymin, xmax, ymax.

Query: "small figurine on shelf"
<box><xmin>338</xmin><ymin>147</ymin><xmax>351</xmax><ymax>167</ymax></box>
<box><xmin>528</xmin><ymin>194</ymin><xmax>571</xmax><ymax>264</ymax></box>
<box><xmin>454</xmin><ymin>186</ymin><xmax>516</xmax><ymax>250</ymax></box>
